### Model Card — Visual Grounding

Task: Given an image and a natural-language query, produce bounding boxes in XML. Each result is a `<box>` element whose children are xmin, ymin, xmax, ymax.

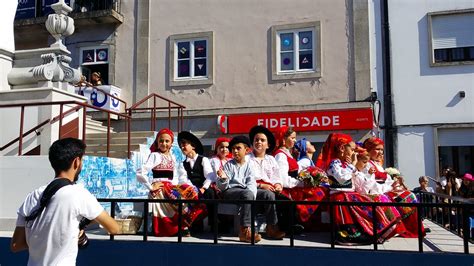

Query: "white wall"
<box><xmin>396</xmin><ymin>126</ymin><xmax>436</xmax><ymax>189</ymax></box>
<box><xmin>0</xmin><ymin>156</ymin><xmax>53</xmax><ymax>230</ymax></box>
<box><xmin>389</xmin><ymin>0</ymin><xmax>474</xmax><ymax>126</ymax></box>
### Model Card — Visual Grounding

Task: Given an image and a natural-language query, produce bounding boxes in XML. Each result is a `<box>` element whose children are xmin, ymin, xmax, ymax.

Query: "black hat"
<box><xmin>178</xmin><ymin>131</ymin><xmax>204</xmax><ymax>155</ymax></box>
<box><xmin>229</xmin><ymin>135</ymin><xmax>252</xmax><ymax>149</ymax></box>
<box><xmin>249</xmin><ymin>125</ymin><xmax>276</xmax><ymax>154</ymax></box>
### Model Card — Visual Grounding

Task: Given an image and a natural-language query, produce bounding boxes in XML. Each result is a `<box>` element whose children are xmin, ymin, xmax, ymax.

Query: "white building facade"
<box><xmin>373</xmin><ymin>0</ymin><xmax>474</xmax><ymax>188</ymax></box>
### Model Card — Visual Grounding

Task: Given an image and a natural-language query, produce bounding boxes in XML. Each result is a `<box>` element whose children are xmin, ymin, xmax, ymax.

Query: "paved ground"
<box><xmin>39</xmin><ymin>220</ymin><xmax>469</xmax><ymax>254</ymax></box>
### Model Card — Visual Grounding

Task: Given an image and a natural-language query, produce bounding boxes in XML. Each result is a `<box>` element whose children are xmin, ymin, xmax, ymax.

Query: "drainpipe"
<box><xmin>380</xmin><ymin>0</ymin><xmax>395</xmax><ymax>166</ymax></box>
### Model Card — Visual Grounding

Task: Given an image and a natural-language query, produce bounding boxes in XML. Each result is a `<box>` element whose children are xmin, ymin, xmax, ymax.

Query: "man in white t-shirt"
<box><xmin>10</xmin><ymin>138</ymin><xmax>119</xmax><ymax>265</ymax></box>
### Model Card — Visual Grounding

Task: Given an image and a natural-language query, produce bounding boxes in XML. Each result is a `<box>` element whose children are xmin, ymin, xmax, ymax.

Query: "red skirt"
<box><xmin>386</xmin><ymin>190</ymin><xmax>425</xmax><ymax>238</ymax></box>
<box><xmin>149</xmin><ymin>181</ymin><xmax>205</xmax><ymax>237</ymax></box>
<box><xmin>331</xmin><ymin>191</ymin><xmax>400</xmax><ymax>241</ymax></box>
<box><xmin>280</xmin><ymin>186</ymin><xmax>329</xmax><ymax>223</ymax></box>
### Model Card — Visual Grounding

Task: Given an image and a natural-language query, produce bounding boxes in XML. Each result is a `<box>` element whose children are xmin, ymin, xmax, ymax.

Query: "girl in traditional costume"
<box><xmin>317</xmin><ymin>133</ymin><xmax>400</xmax><ymax>245</ymax></box>
<box><xmin>273</xmin><ymin>126</ymin><xmax>328</xmax><ymax>231</ymax></box>
<box><xmin>136</xmin><ymin>129</ymin><xmax>202</xmax><ymax>237</ymax></box>
<box><xmin>294</xmin><ymin>138</ymin><xmax>316</xmax><ymax>170</ymax></box>
<box><xmin>209</xmin><ymin>137</ymin><xmax>231</xmax><ymax>179</ymax></box>
<box><xmin>363</xmin><ymin>137</ymin><xmax>424</xmax><ymax>238</ymax></box>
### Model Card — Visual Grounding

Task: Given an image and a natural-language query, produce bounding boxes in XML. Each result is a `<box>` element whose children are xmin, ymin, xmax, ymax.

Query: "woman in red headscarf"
<box><xmin>273</xmin><ymin>126</ymin><xmax>328</xmax><ymax>232</ymax></box>
<box><xmin>136</xmin><ymin>128</ymin><xmax>203</xmax><ymax>237</ymax></box>
<box><xmin>317</xmin><ymin>133</ymin><xmax>400</xmax><ymax>245</ymax></box>
<box><xmin>363</xmin><ymin>137</ymin><xmax>424</xmax><ymax>238</ymax></box>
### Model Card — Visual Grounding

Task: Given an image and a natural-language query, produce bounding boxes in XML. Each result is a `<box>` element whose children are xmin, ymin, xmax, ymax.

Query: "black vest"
<box><xmin>183</xmin><ymin>155</ymin><xmax>205</xmax><ymax>188</ymax></box>
<box><xmin>328</xmin><ymin>176</ymin><xmax>353</xmax><ymax>189</ymax></box>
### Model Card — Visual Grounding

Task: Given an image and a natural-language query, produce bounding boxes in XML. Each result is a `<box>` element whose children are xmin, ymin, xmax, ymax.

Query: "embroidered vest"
<box><xmin>152</xmin><ymin>154</ymin><xmax>174</xmax><ymax>180</ymax></box>
<box><xmin>274</xmin><ymin>149</ymin><xmax>299</xmax><ymax>178</ymax></box>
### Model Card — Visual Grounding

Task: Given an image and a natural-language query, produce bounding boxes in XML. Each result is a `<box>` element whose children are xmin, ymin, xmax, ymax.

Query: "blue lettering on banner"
<box><xmin>90</xmin><ymin>89</ymin><xmax>108</xmax><ymax>108</ymax></box>
<box><xmin>111</xmin><ymin>93</ymin><xmax>119</xmax><ymax>107</ymax></box>
<box><xmin>15</xmin><ymin>0</ymin><xmax>36</xmax><ymax>20</ymax></box>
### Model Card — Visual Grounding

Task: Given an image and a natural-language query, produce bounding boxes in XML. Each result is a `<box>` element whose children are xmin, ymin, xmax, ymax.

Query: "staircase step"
<box><xmin>85</xmin><ymin>150</ymin><xmax>131</xmax><ymax>159</ymax></box>
<box><xmin>86</xmin><ymin>131</ymin><xmax>155</xmax><ymax>139</ymax></box>
<box><xmin>86</xmin><ymin>137</ymin><xmax>150</xmax><ymax>145</ymax></box>
<box><xmin>85</xmin><ymin>143</ymin><xmax>141</xmax><ymax>152</ymax></box>
<box><xmin>85</xmin><ymin>124</ymin><xmax>115</xmax><ymax>134</ymax></box>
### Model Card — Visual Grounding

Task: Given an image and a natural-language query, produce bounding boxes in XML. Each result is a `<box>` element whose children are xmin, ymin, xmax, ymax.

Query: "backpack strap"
<box><xmin>25</xmin><ymin>178</ymin><xmax>73</xmax><ymax>222</ymax></box>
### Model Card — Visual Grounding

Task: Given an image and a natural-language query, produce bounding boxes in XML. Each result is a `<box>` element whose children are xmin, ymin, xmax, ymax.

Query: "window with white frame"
<box><xmin>169</xmin><ymin>32</ymin><xmax>214</xmax><ymax>86</ymax></box>
<box><xmin>429</xmin><ymin>9</ymin><xmax>474</xmax><ymax>66</ymax></box>
<box><xmin>79</xmin><ymin>46</ymin><xmax>109</xmax><ymax>84</ymax></box>
<box><xmin>271</xmin><ymin>22</ymin><xmax>321</xmax><ymax>80</ymax></box>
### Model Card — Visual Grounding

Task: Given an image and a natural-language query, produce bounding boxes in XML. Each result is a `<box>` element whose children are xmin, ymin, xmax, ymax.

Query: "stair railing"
<box><xmin>0</xmin><ymin>101</ymin><xmax>132</xmax><ymax>158</ymax></box>
<box><xmin>127</xmin><ymin>93</ymin><xmax>185</xmax><ymax>132</ymax></box>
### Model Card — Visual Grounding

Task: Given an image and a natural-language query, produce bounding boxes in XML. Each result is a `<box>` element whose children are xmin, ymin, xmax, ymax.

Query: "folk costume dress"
<box><xmin>363</xmin><ymin>137</ymin><xmax>424</xmax><ymax>238</ymax></box>
<box><xmin>274</xmin><ymin>147</ymin><xmax>328</xmax><ymax>223</ymax></box>
<box><xmin>136</xmin><ymin>129</ymin><xmax>203</xmax><ymax>237</ymax></box>
<box><xmin>317</xmin><ymin>133</ymin><xmax>399</xmax><ymax>244</ymax></box>
<box><xmin>369</xmin><ymin>159</ymin><xmax>423</xmax><ymax>238</ymax></box>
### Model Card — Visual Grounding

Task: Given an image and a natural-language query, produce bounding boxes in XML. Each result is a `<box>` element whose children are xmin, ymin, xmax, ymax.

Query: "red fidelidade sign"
<box><xmin>218</xmin><ymin>108</ymin><xmax>373</xmax><ymax>134</ymax></box>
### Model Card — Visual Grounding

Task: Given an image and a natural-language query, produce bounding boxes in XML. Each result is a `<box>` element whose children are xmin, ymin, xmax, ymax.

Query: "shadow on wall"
<box><xmin>417</xmin><ymin>15</ymin><xmax>474</xmax><ymax>76</ymax></box>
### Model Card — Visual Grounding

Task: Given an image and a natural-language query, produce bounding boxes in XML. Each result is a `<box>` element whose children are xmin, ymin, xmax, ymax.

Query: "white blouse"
<box><xmin>248</xmin><ymin>153</ymin><xmax>283</xmax><ymax>185</ymax></box>
<box><xmin>274</xmin><ymin>149</ymin><xmax>303</xmax><ymax>188</ymax></box>
<box><xmin>136</xmin><ymin>152</ymin><xmax>190</xmax><ymax>190</ymax></box>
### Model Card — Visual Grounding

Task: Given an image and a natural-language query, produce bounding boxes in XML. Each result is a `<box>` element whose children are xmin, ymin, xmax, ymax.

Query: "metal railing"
<box><xmin>0</xmin><ymin>100</ymin><xmax>131</xmax><ymax>158</ymax></box>
<box><xmin>72</xmin><ymin>0</ymin><xmax>121</xmax><ymax>14</ymax></box>
<box><xmin>127</xmin><ymin>93</ymin><xmax>186</xmax><ymax>132</ymax></box>
<box><xmin>418</xmin><ymin>191</ymin><xmax>473</xmax><ymax>243</ymax></box>
<box><xmin>97</xmin><ymin>197</ymin><xmax>473</xmax><ymax>254</ymax></box>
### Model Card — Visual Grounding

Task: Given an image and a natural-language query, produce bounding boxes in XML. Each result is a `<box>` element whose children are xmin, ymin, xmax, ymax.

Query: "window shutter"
<box><xmin>432</xmin><ymin>13</ymin><xmax>474</xmax><ymax>49</ymax></box>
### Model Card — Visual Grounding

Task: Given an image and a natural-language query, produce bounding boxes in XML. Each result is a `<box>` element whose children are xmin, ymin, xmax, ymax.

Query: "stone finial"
<box><xmin>46</xmin><ymin>0</ymin><xmax>75</xmax><ymax>50</ymax></box>
<box><xmin>8</xmin><ymin>0</ymin><xmax>80</xmax><ymax>89</ymax></box>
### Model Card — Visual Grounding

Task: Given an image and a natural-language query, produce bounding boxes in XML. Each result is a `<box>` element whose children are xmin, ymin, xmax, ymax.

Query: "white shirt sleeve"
<box><xmin>136</xmin><ymin>153</ymin><xmax>161</xmax><ymax>191</ymax></box>
<box><xmin>78</xmin><ymin>186</ymin><xmax>104</xmax><ymax>220</ymax></box>
<box><xmin>202</xmin><ymin>157</ymin><xmax>215</xmax><ymax>189</ymax></box>
<box><xmin>174</xmin><ymin>156</ymin><xmax>191</xmax><ymax>185</ymax></box>
<box><xmin>275</xmin><ymin>153</ymin><xmax>302</xmax><ymax>188</ymax></box>
<box><xmin>268</xmin><ymin>156</ymin><xmax>283</xmax><ymax>186</ymax></box>
<box><xmin>298</xmin><ymin>158</ymin><xmax>311</xmax><ymax>170</ymax></box>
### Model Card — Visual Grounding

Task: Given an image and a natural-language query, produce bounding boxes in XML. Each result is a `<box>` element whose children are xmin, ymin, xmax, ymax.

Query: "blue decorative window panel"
<box><xmin>176</xmin><ymin>39</ymin><xmax>208</xmax><ymax>79</ymax></box>
<box><xmin>277</xmin><ymin>29</ymin><xmax>314</xmax><ymax>73</ymax></box>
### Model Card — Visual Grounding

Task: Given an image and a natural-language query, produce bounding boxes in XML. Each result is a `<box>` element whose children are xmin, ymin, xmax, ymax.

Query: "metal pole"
<box><xmin>168</xmin><ymin>102</ymin><xmax>171</xmax><ymax>129</ymax></box>
<box><xmin>110</xmin><ymin>201</ymin><xmax>116</xmax><ymax>241</ymax></box>
<box><xmin>213</xmin><ymin>201</ymin><xmax>218</xmax><ymax>244</ymax></box>
<box><xmin>143</xmin><ymin>201</ymin><xmax>149</xmax><ymax>242</ymax></box>
<box><xmin>251</xmin><ymin>202</ymin><xmax>255</xmax><ymax>245</ymax></box>
<box><xmin>82</xmin><ymin>106</ymin><xmax>87</xmax><ymax>143</ymax></box>
<box><xmin>330</xmin><ymin>202</ymin><xmax>335</xmax><ymax>249</ymax></box>
<box><xmin>177</xmin><ymin>202</ymin><xmax>183</xmax><ymax>243</ymax></box>
<box><xmin>289</xmin><ymin>202</ymin><xmax>295</xmax><ymax>247</ymax></box>
<box><xmin>18</xmin><ymin>106</ymin><xmax>25</xmax><ymax>155</ymax></box>
<box><xmin>417</xmin><ymin>205</ymin><xmax>423</xmax><ymax>253</ymax></box>
<box><xmin>372</xmin><ymin>203</ymin><xmax>378</xmax><ymax>250</ymax></box>
<box><xmin>107</xmin><ymin>112</ymin><xmax>111</xmax><ymax>157</ymax></box>
<box><xmin>58</xmin><ymin>104</ymin><xmax>63</xmax><ymax>139</ymax></box>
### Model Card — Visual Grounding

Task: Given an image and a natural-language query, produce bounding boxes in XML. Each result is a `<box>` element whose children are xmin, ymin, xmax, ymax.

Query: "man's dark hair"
<box><xmin>49</xmin><ymin>138</ymin><xmax>86</xmax><ymax>175</ymax></box>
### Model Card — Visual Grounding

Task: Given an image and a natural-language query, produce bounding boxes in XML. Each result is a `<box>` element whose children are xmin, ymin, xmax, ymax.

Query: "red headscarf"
<box><xmin>274</xmin><ymin>126</ymin><xmax>292</xmax><ymax>150</ymax></box>
<box><xmin>150</xmin><ymin>128</ymin><xmax>174</xmax><ymax>153</ymax></box>
<box><xmin>214</xmin><ymin>137</ymin><xmax>232</xmax><ymax>158</ymax></box>
<box><xmin>316</xmin><ymin>133</ymin><xmax>353</xmax><ymax>171</ymax></box>
<box><xmin>363</xmin><ymin>137</ymin><xmax>384</xmax><ymax>152</ymax></box>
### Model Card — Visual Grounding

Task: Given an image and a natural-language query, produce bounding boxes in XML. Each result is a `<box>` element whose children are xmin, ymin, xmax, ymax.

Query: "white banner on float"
<box><xmin>75</xmin><ymin>85</ymin><xmax>122</xmax><ymax>113</ymax></box>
